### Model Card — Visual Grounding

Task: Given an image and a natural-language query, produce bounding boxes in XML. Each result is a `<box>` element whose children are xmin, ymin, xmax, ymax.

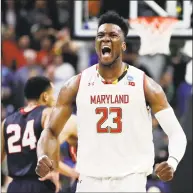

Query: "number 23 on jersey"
<box><xmin>95</xmin><ymin>107</ymin><xmax>122</xmax><ymax>133</ymax></box>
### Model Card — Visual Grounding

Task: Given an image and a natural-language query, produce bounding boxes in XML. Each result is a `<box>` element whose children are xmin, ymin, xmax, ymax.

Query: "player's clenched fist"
<box><xmin>36</xmin><ymin>155</ymin><xmax>54</xmax><ymax>178</ymax></box>
<box><xmin>155</xmin><ymin>161</ymin><xmax>174</xmax><ymax>182</ymax></box>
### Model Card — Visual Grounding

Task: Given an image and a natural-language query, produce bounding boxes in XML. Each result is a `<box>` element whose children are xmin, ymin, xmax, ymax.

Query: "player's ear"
<box><xmin>41</xmin><ymin>92</ymin><xmax>48</xmax><ymax>102</ymax></box>
<box><xmin>122</xmin><ymin>41</ymin><xmax>126</xmax><ymax>52</ymax></box>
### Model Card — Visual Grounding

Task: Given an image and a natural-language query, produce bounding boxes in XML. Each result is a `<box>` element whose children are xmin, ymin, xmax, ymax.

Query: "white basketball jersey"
<box><xmin>76</xmin><ymin>64</ymin><xmax>154</xmax><ymax>177</ymax></box>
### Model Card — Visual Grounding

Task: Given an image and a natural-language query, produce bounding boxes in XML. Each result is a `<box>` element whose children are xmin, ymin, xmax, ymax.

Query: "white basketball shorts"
<box><xmin>76</xmin><ymin>173</ymin><xmax>147</xmax><ymax>192</ymax></box>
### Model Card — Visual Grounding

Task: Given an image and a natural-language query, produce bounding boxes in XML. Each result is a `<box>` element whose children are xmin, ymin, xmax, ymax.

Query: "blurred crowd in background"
<box><xmin>1</xmin><ymin>0</ymin><xmax>192</xmax><ymax>192</ymax></box>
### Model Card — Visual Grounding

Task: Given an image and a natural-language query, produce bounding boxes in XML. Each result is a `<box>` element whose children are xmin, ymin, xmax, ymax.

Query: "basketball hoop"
<box><xmin>129</xmin><ymin>16</ymin><xmax>178</xmax><ymax>55</ymax></box>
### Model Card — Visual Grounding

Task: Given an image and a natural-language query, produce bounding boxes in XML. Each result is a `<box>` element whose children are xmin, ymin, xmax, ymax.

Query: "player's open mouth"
<box><xmin>101</xmin><ymin>46</ymin><xmax>112</xmax><ymax>57</ymax></box>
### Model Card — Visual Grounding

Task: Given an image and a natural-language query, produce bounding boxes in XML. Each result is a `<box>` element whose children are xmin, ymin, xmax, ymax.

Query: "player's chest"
<box><xmin>78</xmin><ymin>81</ymin><xmax>142</xmax><ymax>108</ymax></box>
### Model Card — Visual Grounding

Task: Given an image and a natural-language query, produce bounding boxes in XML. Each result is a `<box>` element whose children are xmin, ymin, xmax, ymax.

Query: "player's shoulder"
<box><xmin>40</xmin><ymin>106</ymin><xmax>53</xmax><ymax>129</ymax></box>
<box><xmin>41</xmin><ymin>106</ymin><xmax>53</xmax><ymax>121</ymax></box>
<box><xmin>127</xmin><ymin>64</ymin><xmax>146</xmax><ymax>82</ymax></box>
<box><xmin>81</xmin><ymin>64</ymin><xmax>97</xmax><ymax>75</ymax></box>
<box><xmin>42</xmin><ymin>107</ymin><xmax>52</xmax><ymax>116</ymax></box>
<box><xmin>4</xmin><ymin>110</ymin><xmax>20</xmax><ymax>124</ymax></box>
<box><xmin>79</xmin><ymin>65</ymin><xmax>97</xmax><ymax>83</ymax></box>
<box><xmin>3</xmin><ymin>110</ymin><xmax>22</xmax><ymax>130</ymax></box>
<box><xmin>129</xmin><ymin>64</ymin><xmax>144</xmax><ymax>74</ymax></box>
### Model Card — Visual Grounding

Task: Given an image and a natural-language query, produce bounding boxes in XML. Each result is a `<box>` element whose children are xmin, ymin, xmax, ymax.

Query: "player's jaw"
<box><xmin>44</xmin><ymin>87</ymin><xmax>55</xmax><ymax>107</ymax></box>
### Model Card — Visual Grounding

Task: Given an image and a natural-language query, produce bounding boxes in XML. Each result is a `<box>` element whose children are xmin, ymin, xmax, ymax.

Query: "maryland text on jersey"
<box><xmin>90</xmin><ymin>94</ymin><xmax>129</xmax><ymax>104</ymax></box>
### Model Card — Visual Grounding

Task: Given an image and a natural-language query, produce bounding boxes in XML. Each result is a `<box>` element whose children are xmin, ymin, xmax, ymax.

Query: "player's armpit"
<box><xmin>144</xmin><ymin>75</ymin><xmax>170</xmax><ymax>114</ymax></box>
<box><xmin>1</xmin><ymin>119</ymin><xmax>6</xmax><ymax>163</ymax></box>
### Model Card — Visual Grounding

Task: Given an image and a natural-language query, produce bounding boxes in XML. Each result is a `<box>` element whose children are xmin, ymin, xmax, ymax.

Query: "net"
<box><xmin>129</xmin><ymin>16</ymin><xmax>178</xmax><ymax>55</ymax></box>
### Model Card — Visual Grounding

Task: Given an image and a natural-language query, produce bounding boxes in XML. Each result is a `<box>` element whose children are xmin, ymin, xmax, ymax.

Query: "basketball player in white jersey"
<box><xmin>36</xmin><ymin>11</ymin><xmax>187</xmax><ymax>192</ymax></box>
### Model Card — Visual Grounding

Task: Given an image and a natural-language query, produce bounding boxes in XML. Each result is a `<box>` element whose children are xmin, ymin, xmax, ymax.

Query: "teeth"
<box><xmin>102</xmin><ymin>46</ymin><xmax>110</xmax><ymax>49</ymax></box>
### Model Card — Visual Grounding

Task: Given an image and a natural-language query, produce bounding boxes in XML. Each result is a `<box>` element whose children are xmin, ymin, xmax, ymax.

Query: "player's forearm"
<box><xmin>58</xmin><ymin>161</ymin><xmax>79</xmax><ymax>178</ymax></box>
<box><xmin>155</xmin><ymin>107</ymin><xmax>187</xmax><ymax>171</ymax></box>
<box><xmin>37</xmin><ymin>129</ymin><xmax>59</xmax><ymax>163</ymax></box>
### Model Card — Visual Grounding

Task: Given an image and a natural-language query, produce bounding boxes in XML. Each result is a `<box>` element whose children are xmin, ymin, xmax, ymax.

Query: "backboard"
<box><xmin>69</xmin><ymin>0</ymin><xmax>193</xmax><ymax>40</ymax></box>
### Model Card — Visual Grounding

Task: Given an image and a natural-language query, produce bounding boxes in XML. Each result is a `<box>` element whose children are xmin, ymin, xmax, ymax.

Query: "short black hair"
<box><xmin>24</xmin><ymin>76</ymin><xmax>51</xmax><ymax>100</ymax></box>
<box><xmin>98</xmin><ymin>11</ymin><xmax>129</xmax><ymax>38</ymax></box>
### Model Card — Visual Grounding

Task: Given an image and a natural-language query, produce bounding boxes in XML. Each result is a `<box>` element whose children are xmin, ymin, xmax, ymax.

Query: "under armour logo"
<box><xmin>88</xmin><ymin>82</ymin><xmax>94</xmax><ymax>86</ymax></box>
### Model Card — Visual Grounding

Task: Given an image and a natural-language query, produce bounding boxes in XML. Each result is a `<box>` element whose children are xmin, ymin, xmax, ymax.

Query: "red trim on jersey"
<box><xmin>143</xmin><ymin>73</ymin><xmax>147</xmax><ymax>93</ymax></box>
<box><xmin>96</xmin><ymin>65</ymin><xmax>100</xmax><ymax>78</ymax></box>
<box><xmin>69</xmin><ymin>146</ymin><xmax>77</xmax><ymax>162</ymax></box>
<box><xmin>19</xmin><ymin>105</ymin><xmax>39</xmax><ymax>115</ymax></box>
<box><xmin>77</xmin><ymin>73</ymin><xmax>82</xmax><ymax>84</ymax></box>
<box><xmin>102</xmin><ymin>80</ymin><xmax>113</xmax><ymax>84</ymax></box>
<box><xmin>76</xmin><ymin>73</ymin><xmax>82</xmax><ymax>94</ymax></box>
<box><xmin>96</xmin><ymin>64</ymin><xmax>99</xmax><ymax>70</ymax></box>
<box><xmin>143</xmin><ymin>73</ymin><xmax>149</xmax><ymax>104</ymax></box>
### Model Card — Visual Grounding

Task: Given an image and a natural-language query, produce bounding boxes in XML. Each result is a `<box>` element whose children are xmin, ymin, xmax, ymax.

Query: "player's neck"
<box><xmin>24</xmin><ymin>100</ymin><xmax>42</xmax><ymax>111</ymax></box>
<box><xmin>98</xmin><ymin>59</ymin><xmax>126</xmax><ymax>82</ymax></box>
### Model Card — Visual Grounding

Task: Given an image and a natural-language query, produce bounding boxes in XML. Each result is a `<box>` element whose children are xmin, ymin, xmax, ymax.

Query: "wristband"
<box><xmin>167</xmin><ymin>156</ymin><xmax>178</xmax><ymax>172</ymax></box>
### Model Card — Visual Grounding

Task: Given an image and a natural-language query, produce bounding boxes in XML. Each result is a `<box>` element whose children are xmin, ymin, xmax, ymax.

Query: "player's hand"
<box><xmin>36</xmin><ymin>155</ymin><xmax>54</xmax><ymax>178</ymax></box>
<box><xmin>39</xmin><ymin>171</ymin><xmax>60</xmax><ymax>193</ymax></box>
<box><xmin>155</xmin><ymin>161</ymin><xmax>174</xmax><ymax>182</ymax></box>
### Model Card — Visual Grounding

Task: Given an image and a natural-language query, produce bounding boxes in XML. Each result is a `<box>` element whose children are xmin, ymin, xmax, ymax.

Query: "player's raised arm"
<box><xmin>144</xmin><ymin>74</ymin><xmax>187</xmax><ymax>181</ymax></box>
<box><xmin>1</xmin><ymin>120</ymin><xmax>6</xmax><ymax>163</ymax></box>
<box><xmin>36</xmin><ymin>74</ymin><xmax>81</xmax><ymax>178</ymax></box>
